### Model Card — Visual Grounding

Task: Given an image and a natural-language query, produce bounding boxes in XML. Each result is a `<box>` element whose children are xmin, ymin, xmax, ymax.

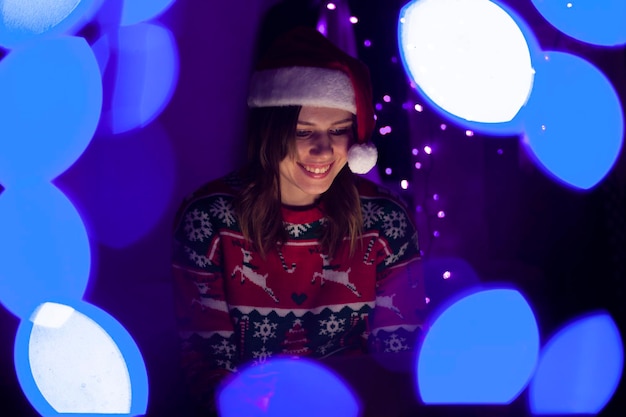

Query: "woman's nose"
<box><xmin>309</xmin><ymin>133</ymin><xmax>333</xmax><ymax>155</ymax></box>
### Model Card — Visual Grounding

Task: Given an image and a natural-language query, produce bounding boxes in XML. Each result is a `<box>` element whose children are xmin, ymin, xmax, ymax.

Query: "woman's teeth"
<box><xmin>303</xmin><ymin>165</ymin><xmax>330</xmax><ymax>174</ymax></box>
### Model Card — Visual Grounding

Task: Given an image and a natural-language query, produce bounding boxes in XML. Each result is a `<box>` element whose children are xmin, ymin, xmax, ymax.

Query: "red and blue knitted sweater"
<box><xmin>172</xmin><ymin>172</ymin><xmax>426</xmax><ymax>408</ymax></box>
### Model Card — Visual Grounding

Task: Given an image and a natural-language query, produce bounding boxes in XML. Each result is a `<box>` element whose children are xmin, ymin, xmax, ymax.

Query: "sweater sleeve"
<box><xmin>368</xmin><ymin>195</ymin><xmax>427</xmax><ymax>354</ymax></box>
<box><xmin>172</xmin><ymin>196</ymin><xmax>238</xmax><ymax>412</ymax></box>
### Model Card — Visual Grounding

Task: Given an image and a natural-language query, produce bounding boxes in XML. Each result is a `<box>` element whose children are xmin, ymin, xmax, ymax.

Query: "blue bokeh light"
<box><xmin>417</xmin><ymin>287</ymin><xmax>540</xmax><ymax>404</ymax></box>
<box><xmin>522</xmin><ymin>51</ymin><xmax>624</xmax><ymax>190</ymax></box>
<box><xmin>0</xmin><ymin>184</ymin><xmax>91</xmax><ymax>320</ymax></box>
<box><xmin>218</xmin><ymin>358</ymin><xmax>360</xmax><ymax>417</ymax></box>
<box><xmin>529</xmin><ymin>312</ymin><xmax>623</xmax><ymax>415</ymax></box>
<box><xmin>0</xmin><ymin>36</ymin><xmax>102</xmax><ymax>185</ymax></box>
<box><xmin>100</xmin><ymin>22</ymin><xmax>179</xmax><ymax>134</ymax></box>
<box><xmin>0</xmin><ymin>0</ymin><xmax>103</xmax><ymax>49</ymax></box>
<box><xmin>120</xmin><ymin>0</ymin><xmax>176</xmax><ymax>26</ymax></box>
<box><xmin>14</xmin><ymin>299</ymin><xmax>149</xmax><ymax>416</ymax></box>
<box><xmin>530</xmin><ymin>0</ymin><xmax>626</xmax><ymax>47</ymax></box>
<box><xmin>56</xmin><ymin>123</ymin><xmax>177</xmax><ymax>249</ymax></box>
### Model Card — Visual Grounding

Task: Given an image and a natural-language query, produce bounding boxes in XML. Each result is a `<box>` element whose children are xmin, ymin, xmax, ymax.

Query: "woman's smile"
<box><xmin>298</xmin><ymin>162</ymin><xmax>334</xmax><ymax>177</ymax></box>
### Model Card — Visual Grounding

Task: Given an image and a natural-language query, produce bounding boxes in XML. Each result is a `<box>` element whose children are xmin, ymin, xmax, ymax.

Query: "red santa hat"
<box><xmin>247</xmin><ymin>26</ymin><xmax>378</xmax><ymax>174</ymax></box>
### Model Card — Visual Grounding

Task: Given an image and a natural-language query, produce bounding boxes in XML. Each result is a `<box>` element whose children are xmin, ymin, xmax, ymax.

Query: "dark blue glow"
<box><xmin>14</xmin><ymin>299</ymin><xmax>149</xmax><ymax>416</ymax></box>
<box><xmin>218</xmin><ymin>358</ymin><xmax>360</xmax><ymax>417</ymax></box>
<box><xmin>100</xmin><ymin>22</ymin><xmax>179</xmax><ymax>134</ymax></box>
<box><xmin>120</xmin><ymin>0</ymin><xmax>176</xmax><ymax>26</ymax></box>
<box><xmin>522</xmin><ymin>51</ymin><xmax>623</xmax><ymax>190</ymax></box>
<box><xmin>90</xmin><ymin>33</ymin><xmax>111</xmax><ymax>77</ymax></box>
<box><xmin>417</xmin><ymin>287</ymin><xmax>540</xmax><ymax>404</ymax></box>
<box><xmin>56</xmin><ymin>123</ymin><xmax>176</xmax><ymax>248</ymax></box>
<box><xmin>0</xmin><ymin>0</ymin><xmax>102</xmax><ymax>49</ymax></box>
<box><xmin>530</xmin><ymin>0</ymin><xmax>626</xmax><ymax>46</ymax></box>
<box><xmin>529</xmin><ymin>312</ymin><xmax>623</xmax><ymax>415</ymax></box>
<box><xmin>88</xmin><ymin>0</ymin><xmax>124</xmax><ymax>32</ymax></box>
<box><xmin>0</xmin><ymin>184</ymin><xmax>91</xmax><ymax>320</ymax></box>
<box><xmin>0</xmin><ymin>36</ymin><xmax>102</xmax><ymax>185</ymax></box>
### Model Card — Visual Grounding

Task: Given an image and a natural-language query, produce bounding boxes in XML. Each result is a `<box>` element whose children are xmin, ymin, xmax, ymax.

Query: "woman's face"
<box><xmin>278</xmin><ymin>106</ymin><xmax>353</xmax><ymax>206</ymax></box>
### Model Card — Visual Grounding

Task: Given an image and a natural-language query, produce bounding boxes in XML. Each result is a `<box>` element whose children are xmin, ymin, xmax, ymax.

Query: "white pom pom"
<box><xmin>347</xmin><ymin>142</ymin><xmax>378</xmax><ymax>174</ymax></box>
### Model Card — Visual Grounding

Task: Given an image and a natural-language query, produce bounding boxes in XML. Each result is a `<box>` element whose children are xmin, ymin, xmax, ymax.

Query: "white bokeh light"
<box><xmin>399</xmin><ymin>0</ymin><xmax>534</xmax><ymax>124</ymax></box>
<box><xmin>28</xmin><ymin>302</ymin><xmax>132</xmax><ymax>413</ymax></box>
<box><xmin>1</xmin><ymin>0</ymin><xmax>80</xmax><ymax>34</ymax></box>
<box><xmin>30</xmin><ymin>302</ymin><xmax>75</xmax><ymax>328</ymax></box>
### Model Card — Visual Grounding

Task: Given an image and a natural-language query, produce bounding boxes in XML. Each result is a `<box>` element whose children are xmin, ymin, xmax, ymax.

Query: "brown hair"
<box><xmin>234</xmin><ymin>106</ymin><xmax>363</xmax><ymax>258</ymax></box>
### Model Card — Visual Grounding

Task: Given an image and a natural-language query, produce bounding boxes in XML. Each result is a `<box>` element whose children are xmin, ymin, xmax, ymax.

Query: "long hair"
<box><xmin>234</xmin><ymin>106</ymin><xmax>363</xmax><ymax>258</ymax></box>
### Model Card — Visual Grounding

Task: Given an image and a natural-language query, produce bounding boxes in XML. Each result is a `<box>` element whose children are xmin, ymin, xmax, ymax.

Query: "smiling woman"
<box><xmin>171</xmin><ymin>26</ymin><xmax>426</xmax><ymax>416</ymax></box>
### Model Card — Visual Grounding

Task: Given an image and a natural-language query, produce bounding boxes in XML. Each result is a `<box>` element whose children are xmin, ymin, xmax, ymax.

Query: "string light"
<box><xmin>349</xmin><ymin>16</ymin><xmax>358</xmax><ymax>24</ymax></box>
<box><xmin>354</xmin><ymin>18</ymin><xmax>452</xmax><ymax>271</ymax></box>
<box><xmin>442</xmin><ymin>271</ymin><xmax>451</xmax><ymax>279</ymax></box>
<box><xmin>465</xmin><ymin>130</ymin><xmax>474</xmax><ymax>137</ymax></box>
<box><xmin>379</xmin><ymin>126</ymin><xmax>392</xmax><ymax>135</ymax></box>
<box><xmin>326</xmin><ymin>3</ymin><xmax>336</xmax><ymax>10</ymax></box>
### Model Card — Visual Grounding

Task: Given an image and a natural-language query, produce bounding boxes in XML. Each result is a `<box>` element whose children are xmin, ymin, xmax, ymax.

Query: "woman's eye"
<box><xmin>330</xmin><ymin>128</ymin><xmax>350</xmax><ymax>136</ymax></box>
<box><xmin>296</xmin><ymin>130</ymin><xmax>312</xmax><ymax>137</ymax></box>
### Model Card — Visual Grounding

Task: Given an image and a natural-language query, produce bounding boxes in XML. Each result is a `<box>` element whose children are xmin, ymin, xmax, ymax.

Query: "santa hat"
<box><xmin>248</xmin><ymin>26</ymin><xmax>378</xmax><ymax>174</ymax></box>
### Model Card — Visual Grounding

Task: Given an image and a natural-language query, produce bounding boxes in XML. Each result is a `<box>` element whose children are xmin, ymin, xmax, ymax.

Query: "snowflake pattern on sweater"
<box><xmin>172</xmin><ymin>172</ymin><xmax>426</xmax><ymax>407</ymax></box>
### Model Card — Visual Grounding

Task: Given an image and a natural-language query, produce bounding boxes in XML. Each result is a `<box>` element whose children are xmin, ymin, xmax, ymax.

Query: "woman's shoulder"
<box><xmin>355</xmin><ymin>176</ymin><xmax>410</xmax><ymax>208</ymax></box>
<box><xmin>186</xmin><ymin>171</ymin><xmax>244</xmax><ymax>201</ymax></box>
<box><xmin>354</xmin><ymin>177</ymin><xmax>417</xmax><ymax>237</ymax></box>
<box><xmin>174</xmin><ymin>171</ymin><xmax>243</xmax><ymax>223</ymax></box>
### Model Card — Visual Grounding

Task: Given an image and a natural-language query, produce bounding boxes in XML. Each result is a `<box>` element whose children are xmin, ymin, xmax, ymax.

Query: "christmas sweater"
<box><xmin>172</xmin><ymin>172</ymin><xmax>426</xmax><ymax>409</ymax></box>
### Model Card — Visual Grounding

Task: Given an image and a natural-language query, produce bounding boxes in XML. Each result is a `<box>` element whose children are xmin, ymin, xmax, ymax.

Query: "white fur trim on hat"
<box><xmin>347</xmin><ymin>142</ymin><xmax>377</xmax><ymax>174</ymax></box>
<box><xmin>248</xmin><ymin>66</ymin><xmax>356</xmax><ymax>114</ymax></box>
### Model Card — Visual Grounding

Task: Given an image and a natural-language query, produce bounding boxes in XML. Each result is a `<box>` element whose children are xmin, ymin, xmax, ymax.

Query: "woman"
<box><xmin>172</xmin><ymin>26</ymin><xmax>426</xmax><ymax>413</ymax></box>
